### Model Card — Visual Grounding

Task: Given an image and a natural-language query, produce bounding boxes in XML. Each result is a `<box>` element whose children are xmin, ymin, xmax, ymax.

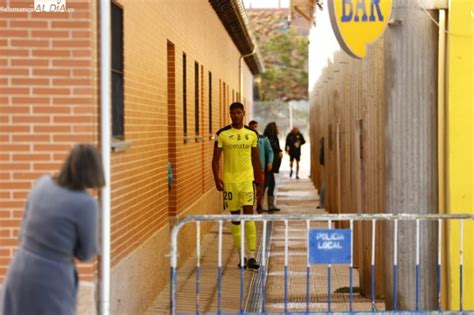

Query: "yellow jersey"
<box><xmin>216</xmin><ymin>125</ymin><xmax>258</xmax><ymax>184</ymax></box>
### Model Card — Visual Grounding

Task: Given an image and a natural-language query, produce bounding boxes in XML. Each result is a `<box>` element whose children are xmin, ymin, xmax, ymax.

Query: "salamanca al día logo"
<box><xmin>34</xmin><ymin>0</ymin><xmax>67</xmax><ymax>12</ymax></box>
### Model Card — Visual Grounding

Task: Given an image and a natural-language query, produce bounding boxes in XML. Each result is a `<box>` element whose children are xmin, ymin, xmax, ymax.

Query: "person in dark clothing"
<box><xmin>2</xmin><ymin>143</ymin><xmax>105</xmax><ymax>315</ymax></box>
<box><xmin>263</xmin><ymin>122</ymin><xmax>283</xmax><ymax>212</ymax></box>
<box><xmin>285</xmin><ymin>127</ymin><xmax>306</xmax><ymax>179</ymax></box>
<box><xmin>249</xmin><ymin>120</ymin><xmax>274</xmax><ymax>213</ymax></box>
<box><xmin>318</xmin><ymin>137</ymin><xmax>325</xmax><ymax>209</ymax></box>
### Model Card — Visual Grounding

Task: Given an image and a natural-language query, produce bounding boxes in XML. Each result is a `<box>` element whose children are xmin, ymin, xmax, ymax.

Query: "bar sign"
<box><xmin>309</xmin><ymin>229</ymin><xmax>351</xmax><ymax>264</ymax></box>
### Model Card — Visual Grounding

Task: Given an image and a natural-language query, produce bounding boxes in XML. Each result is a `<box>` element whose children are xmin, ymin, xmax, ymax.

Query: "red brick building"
<box><xmin>0</xmin><ymin>0</ymin><xmax>262</xmax><ymax>312</ymax></box>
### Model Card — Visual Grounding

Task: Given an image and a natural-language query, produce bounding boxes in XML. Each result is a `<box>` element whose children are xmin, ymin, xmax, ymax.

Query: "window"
<box><xmin>219</xmin><ymin>79</ymin><xmax>222</xmax><ymax>128</ymax></box>
<box><xmin>222</xmin><ymin>82</ymin><xmax>226</xmax><ymax>124</ymax></box>
<box><xmin>208</xmin><ymin>72</ymin><xmax>212</xmax><ymax>135</ymax></box>
<box><xmin>182</xmin><ymin>53</ymin><xmax>187</xmax><ymax>136</ymax></box>
<box><xmin>194</xmin><ymin>61</ymin><xmax>199</xmax><ymax>135</ymax></box>
<box><xmin>111</xmin><ymin>2</ymin><xmax>124</xmax><ymax>138</ymax></box>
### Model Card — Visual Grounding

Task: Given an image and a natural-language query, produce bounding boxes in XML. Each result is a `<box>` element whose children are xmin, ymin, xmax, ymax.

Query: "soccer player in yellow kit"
<box><xmin>212</xmin><ymin>102</ymin><xmax>262</xmax><ymax>270</ymax></box>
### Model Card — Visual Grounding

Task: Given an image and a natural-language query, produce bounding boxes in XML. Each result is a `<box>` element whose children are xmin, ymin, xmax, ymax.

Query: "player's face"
<box><xmin>230</xmin><ymin>108</ymin><xmax>245</xmax><ymax>125</ymax></box>
<box><xmin>250</xmin><ymin>123</ymin><xmax>258</xmax><ymax>131</ymax></box>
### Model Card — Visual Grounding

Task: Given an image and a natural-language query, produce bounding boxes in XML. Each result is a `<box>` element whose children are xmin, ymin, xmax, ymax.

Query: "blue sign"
<box><xmin>309</xmin><ymin>229</ymin><xmax>352</xmax><ymax>264</ymax></box>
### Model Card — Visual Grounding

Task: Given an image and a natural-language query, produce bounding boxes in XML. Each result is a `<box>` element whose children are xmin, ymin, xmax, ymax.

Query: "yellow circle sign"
<box><xmin>329</xmin><ymin>0</ymin><xmax>392</xmax><ymax>58</ymax></box>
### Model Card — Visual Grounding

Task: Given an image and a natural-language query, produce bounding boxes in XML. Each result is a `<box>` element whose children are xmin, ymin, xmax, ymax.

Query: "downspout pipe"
<box><xmin>438</xmin><ymin>9</ymin><xmax>447</xmax><ymax>217</ymax></box>
<box><xmin>437</xmin><ymin>9</ymin><xmax>447</xmax><ymax>309</ymax></box>
<box><xmin>239</xmin><ymin>47</ymin><xmax>256</xmax><ymax>103</ymax></box>
<box><xmin>99</xmin><ymin>0</ymin><xmax>111</xmax><ymax>314</ymax></box>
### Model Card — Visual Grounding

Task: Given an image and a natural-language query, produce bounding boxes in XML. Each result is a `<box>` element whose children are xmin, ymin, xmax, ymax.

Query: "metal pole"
<box><xmin>416</xmin><ymin>219</ymin><xmax>420</xmax><ymax>311</ymax></box>
<box><xmin>371</xmin><ymin>219</ymin><xmax>376</xmax><ymax>311</ymax></box>
<box><xmin>327</xmin><ymin>220</ymin><xmax>332</xmax><ymax>312</ymax></box>
<box><xmin>240</xmin><ymin>220</ymin><xmax>245</xmax><ymax>313</ymax></box>
<box><xmin>306</xmin><ymin>219</ymin><xmax>311</xmax><ymax>313</ymax></box>
<box><xmin>437</xmin><ymin>218</ymin><xmax>442</xmax><ymax>311</ymax></box>
<box><xmin>284</xmin><ymin>220</ymin><xmax>289</xmax><ymax>313</ymax></box>
<box><xmin>350</xmin><ymin>219</ymin><xmax>354</xmax><ymax>312</ymax></box>
<box><xmin>217</xmin><ymin>220</ymin><xmax>223</xmax><ymax>314</ymax></box>
<box><xmin>393</xmin><ymin>219</ymin><xmax>398</xmax><ymax>310</ymax></box>
<box><xmin>459</xmin><ymin>220</ymin><xmax>464</xmax><ymax>311</ymax></box>
<box><xmin>195</xmin><ymin>222</ymin><xmax>201</xmax><ymax>314</ymax></box>
<box><xmin>239</xmin><ymin>48</ymin><xmax>256</xmax><ymax>102</ymax></box>
<box><xmin>99</xmin><ymin>1</ymin><xmax>111</xmax><ymax>313</ymax></box>
<box><xmin>261</xmin><ymin>220</ymin><xmax>267</xmax><ymax>312</ymax></box>
<box><xmin>170</xmin><ymin>223</ymin><xmax>181</xmax><ymax>315</ymax></box>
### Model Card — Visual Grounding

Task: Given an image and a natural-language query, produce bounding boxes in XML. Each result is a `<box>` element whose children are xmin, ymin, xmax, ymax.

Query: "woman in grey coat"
<box><xmin>2</xmin><ymin>143</ymin><xmax>105</xmax><ymax>315</ymax></box>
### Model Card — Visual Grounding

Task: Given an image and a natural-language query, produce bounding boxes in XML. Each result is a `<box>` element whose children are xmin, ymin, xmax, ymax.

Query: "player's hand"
<box><xmin>267</xmin><ymin>163</ymin><xmax>273</xmax><ymax>171</ymax></box>
<box><xmin>214</xmin><ymin>178</ymin><xmax>224</xmax><ymax>191</ymax></box>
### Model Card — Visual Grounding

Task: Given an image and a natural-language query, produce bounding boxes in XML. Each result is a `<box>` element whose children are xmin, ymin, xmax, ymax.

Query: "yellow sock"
<box><xmin>231</xmin><ymin>223</ymin><xmax>241</xmax><ymax>251</ymax></box>
<box><xmin>245</xmin><ymin>221</ymin><xmax>257</xmax><ymax>258</ymax></box>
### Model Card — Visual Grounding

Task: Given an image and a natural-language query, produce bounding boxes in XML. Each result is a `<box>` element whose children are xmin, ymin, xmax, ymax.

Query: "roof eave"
<box><xmin>209</xmin><ymin>0</ymin><xmax>265</xmax><ymax>75</ymax></box>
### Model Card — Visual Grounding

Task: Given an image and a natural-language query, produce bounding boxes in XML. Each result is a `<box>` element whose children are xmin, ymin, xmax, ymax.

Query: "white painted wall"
<box><xmin>308</xmin><ymin>2</ymin><xmax>341</xmax><ymax>91</ymax></box>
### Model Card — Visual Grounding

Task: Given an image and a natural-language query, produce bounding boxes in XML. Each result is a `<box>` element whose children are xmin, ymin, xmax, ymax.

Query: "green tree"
<box><xmin>255</xmin><ymin>27</ymin><xmax>308</xmax><ymax>101</ymax></box>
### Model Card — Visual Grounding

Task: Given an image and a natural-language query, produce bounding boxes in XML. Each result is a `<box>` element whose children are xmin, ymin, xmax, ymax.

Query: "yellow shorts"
<box><xmin>223</xmin><ymin>181</ymin><xmax>255</xmax><ymax>211</ymax></box>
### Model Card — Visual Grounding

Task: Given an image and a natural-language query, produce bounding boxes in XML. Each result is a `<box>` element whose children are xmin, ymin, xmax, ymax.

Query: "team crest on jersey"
<box><xmin>245</xmin><ymin>135</ymin><xmax>249</xmax><ymax>140</ymax></box>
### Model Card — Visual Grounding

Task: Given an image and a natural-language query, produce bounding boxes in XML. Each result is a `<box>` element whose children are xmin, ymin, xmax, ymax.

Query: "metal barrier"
<box><xmin>169</xmin><ymin>213</ymin><xmax>473</xmax><ymax>314</ymax></box>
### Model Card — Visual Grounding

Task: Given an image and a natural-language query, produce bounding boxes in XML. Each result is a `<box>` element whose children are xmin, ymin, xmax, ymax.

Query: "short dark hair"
<box><xmin>56</xmin><ymin>143</ymin><xmax>105</xmax><ymax>191</ymax></box>
<box><xmin>229</xmin><ymin>102</ymin><xmax>244</xmax><ymax>111</ymax></box>
<box><xmin>249</xmin><ymin>120</ymin><xmax>257</xmax><ymax>126</ymax></box>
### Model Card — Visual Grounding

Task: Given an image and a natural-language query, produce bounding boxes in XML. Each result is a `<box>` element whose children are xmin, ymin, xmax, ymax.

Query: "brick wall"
<box><xmin>1</xmin><ymin>0</ymin><xmax>255</xmax><ymax>310</ymax></box>
<box><xmin>111</xmin><ymin>0</ymin><xmax>250</xmax><ymax>234</ymax></box>
<box><xmin>0</xmin><ymin>0</ymin><xmax>99</xmax><ymax>282</ymax></box>
<box><xmin>108</xmin><ymin>0</ymin><xmax>253</xmax><ymax>310</ymax></box>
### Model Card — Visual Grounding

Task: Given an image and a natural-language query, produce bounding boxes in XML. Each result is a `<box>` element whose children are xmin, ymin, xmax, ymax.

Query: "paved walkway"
<box><xmin>147</xmin><ymin>166</ymin><xmax>383</xmax><ymax>314</ymax></box>
<box><xmin>263</xmin><ymin>173</ymin><xmax>383</xmax><ymax>313</ymax></box>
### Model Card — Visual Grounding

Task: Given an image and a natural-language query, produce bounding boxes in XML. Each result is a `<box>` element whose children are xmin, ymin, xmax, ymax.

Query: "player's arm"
<box><xmin>251</xmin><ymin>146</ymin><xmax>262</xmax><ymax>185</ymax></box>
<box><xmin>212</xmin><ymin>144</ymin><xmax>224</xmax><ymax>191</ymax></box>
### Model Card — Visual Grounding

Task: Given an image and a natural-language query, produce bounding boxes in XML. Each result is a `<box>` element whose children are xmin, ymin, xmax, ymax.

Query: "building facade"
<box><xmin>0</xmin><ymin>0</ymin><xmax>262</xmax><ymax>313</ymax></box>
<box><xmin>307</xmin><ymin>0</ymin><xmax>472</xmax><ymax>310</ymax></box>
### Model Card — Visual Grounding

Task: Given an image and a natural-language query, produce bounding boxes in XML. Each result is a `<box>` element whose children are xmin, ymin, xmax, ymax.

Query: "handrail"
<box><xmin>172</xmin><ymin>213</ymin><xmax>473</xmax><ymax>229</ymax></box>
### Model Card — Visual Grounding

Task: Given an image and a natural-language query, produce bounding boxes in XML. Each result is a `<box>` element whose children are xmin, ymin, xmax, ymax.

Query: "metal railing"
<box><xmin>169</xmin><ymin>213</ymin><xmax>473</xmax><ymax>314</ymax></box>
